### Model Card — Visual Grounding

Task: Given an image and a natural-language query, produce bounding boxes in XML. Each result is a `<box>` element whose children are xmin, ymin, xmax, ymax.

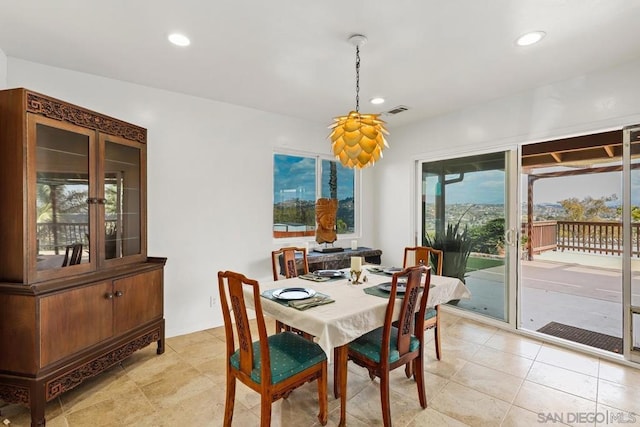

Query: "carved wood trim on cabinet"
<box><xmin>0</xmin><ymin>383</ymin><xmax>30</xmax><ymax>405</ymax></box>
<box><xmin>26</xmin><ymin>92</ymin><xmax>147</xmax><ymax>144</ymax></box>
<box><xmin>45</xmin><ymin>327</ymin><xmax>162</xmax><ymax>401</ymax></box>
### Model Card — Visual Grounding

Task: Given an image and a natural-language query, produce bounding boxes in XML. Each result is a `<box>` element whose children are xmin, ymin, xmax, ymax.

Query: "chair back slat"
<box><xmin>414</xmin><ymin>268</ymin><xmax>431</xmax><ymax>333</ymax></box>
<box><xmin>61</xmin><ymin>243</ymin><xmax>83</xmax><ymax>267</ymax></box>
<box><xmin>282</xmin><ymin>250</ymin><xmax>299</xmax><ymax>278</ymax></box>
<box><xmin>392</xmin><ymin>266</ymin><xmax>430</xmax><ymax>356</ymax></box>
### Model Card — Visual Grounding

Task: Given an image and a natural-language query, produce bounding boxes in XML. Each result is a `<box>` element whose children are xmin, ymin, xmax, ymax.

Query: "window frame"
<box><xmin>273</xmin><ymin>149</ymin><xmax>360</xmax><ymax>243</ymax></box>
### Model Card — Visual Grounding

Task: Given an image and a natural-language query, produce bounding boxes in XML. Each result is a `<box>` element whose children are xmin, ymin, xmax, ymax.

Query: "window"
<box><xmin>273</xmin><ymin>153</ymin><xmax>356</xmax><ymax>239</ymax></box>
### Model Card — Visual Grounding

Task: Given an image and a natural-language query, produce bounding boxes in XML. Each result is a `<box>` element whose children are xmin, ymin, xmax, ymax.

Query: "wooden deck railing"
<box><xmin>41</xmin><ymin>220</ymin><xmax>640</xmax><ymax>257</ymax></box>
<box><xmin>524</xmin><ymin>221</ymin><xmax>558</xmax><ymax>254</ymax></box>
<box><xmin>556</xmin><ymin>221</ymin><xmax>640</xmax><ymax>257</ymax></box>
<box><xmin>37</xmin><ymin>221</ymin><xmax>117</xmax><ymax>254</ymax></box>
<box><xmin>523</xmin><ymin>220</ymin><xmax>640</xmax><ymax>258</ymax></box>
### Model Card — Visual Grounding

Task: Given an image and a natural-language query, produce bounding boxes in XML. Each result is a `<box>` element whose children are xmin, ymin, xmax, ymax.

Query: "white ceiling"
<box><xmin>1</xmin><ymin>1</ymin><xmax>640</xmax><ymax>127</ymax></box>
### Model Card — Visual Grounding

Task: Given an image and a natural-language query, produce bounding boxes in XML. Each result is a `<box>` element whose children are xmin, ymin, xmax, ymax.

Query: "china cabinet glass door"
<box><xmin>31</xmin><ymin>116</ymin><xmax>96</xmax><ymax>278</ymax></box>
<box><xmin>99</xmin><ymin>134</ymin><xmax>146</xmax><ymax>266</ymax></box>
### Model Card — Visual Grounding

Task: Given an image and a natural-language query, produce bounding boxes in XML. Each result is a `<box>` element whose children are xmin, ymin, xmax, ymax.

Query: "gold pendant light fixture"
<box><xmin>329</xmin><ymin>34</ymin><xmax>389</xmax><ymax>169</ymax></box>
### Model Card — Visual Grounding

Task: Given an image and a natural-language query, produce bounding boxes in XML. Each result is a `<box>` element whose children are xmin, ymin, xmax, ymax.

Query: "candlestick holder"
<box><xmin>350</xmin><ymin>269</ymin><xmax>362</xmax><ymax>284</ymax></box>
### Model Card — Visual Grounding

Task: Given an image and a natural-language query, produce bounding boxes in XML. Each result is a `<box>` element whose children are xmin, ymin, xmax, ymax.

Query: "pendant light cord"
<box><xmin>355</xmin><ymin>45</ymin><xmax>360</xmax><ymax>112</ymax></box>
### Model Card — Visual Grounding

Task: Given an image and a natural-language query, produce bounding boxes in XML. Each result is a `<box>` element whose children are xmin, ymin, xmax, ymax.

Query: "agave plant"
<box><xmin>425</xmin><ymin>220</ymin><xmax>474</xmax><ymax>283</ymax></box>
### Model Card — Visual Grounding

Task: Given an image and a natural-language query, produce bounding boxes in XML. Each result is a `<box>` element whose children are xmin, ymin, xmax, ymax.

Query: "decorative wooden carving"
<box><xmin>0</xmin><ymin>383</ymin><xmax>30</xmax><ymax>405</ymax></box>
<box><xmin>402</xmin><ymin>287</ymin><xmax>420</xmax><ymax>335</ymax></box>
<box><xmin>45</xmin><ymin>329</ymin><xmax>160</xmax><ymax>400</ymax></box>
<box><xmin>26</xmin><ymin>92</ymin><xmax>147</xmax><ymax>144</ymax></box>
<box><xmin>285</xmin><ymin>259</ymin><xmax>297</xmax><ymax>278</ymax></box>
<box><xmin>271</xmin><ymin>371</ymin><xmax>321</xmax><ymax>400</ymax></box>
<box><xmin>315</xmin><ymin>198</ymin><xmax>338</xmax><ymax>244</ymax></box>
<box><xmin>231</xmin><ymin>296</ymin><xmax>249</xmax><ymax>352</ymax></box>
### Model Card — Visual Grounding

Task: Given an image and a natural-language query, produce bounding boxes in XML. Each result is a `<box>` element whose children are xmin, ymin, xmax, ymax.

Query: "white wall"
<box><xmin>7</xmin><ymin>58</ymin><xmax>377</xmax><ymax>337</ymax></box>
<box><xmin>10</xmin><ymin>56</ymin><xmax>640</xmax><ymax>337</ymax></box>
<box><xmin>0</xmin><ymin>48</ymin><xmax>7</xmax><ymax>88</ymax></box>
<box><xmin>374</xmin><ymin>59</ymin><xmax>640</xmax><ymax>267</ymax></box>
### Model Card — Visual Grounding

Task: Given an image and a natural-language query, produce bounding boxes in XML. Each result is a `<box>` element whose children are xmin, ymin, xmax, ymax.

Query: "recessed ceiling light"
<box><xmin>516</xmin><ymin>31</ymin><xmax>546</xmax><ymax>46</ymax></box>
<box><xmin>370</xmin><ymin>97</ymin><xmax>385</xmax><ymax>105</ymax></box>
<box><xmin>168</xmin><ymin>33</ymin><xmax>190</xmax><ymax>47</ymax></box>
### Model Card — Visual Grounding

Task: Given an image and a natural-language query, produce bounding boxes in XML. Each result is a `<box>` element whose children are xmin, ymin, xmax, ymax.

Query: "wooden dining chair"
<box><xmin>61</xmin><ymin>243</ymin><xmax>83</xmax><ymax>267</ymax></box>
<box><xmin>403</xmin><ymin>246</ymin><xmax>443</xmax><ymax>365</ymax></box>
<box><xmin>271</xmin><ymin>246</ymin><xmax>309</xmax><ymax>281</ymax></box>
<box><xmin>218</xmin><ymin>270</ymin><xmax>328</xmax><ymax>427</ymax></box>
<box><xmin>347</xmin><ymin>265</ymin><xmax>431</xmax><ymax>427</ymax></box>
<box><xmin>403</xmin><ymin>246</ymin><xmax>443</xmax><ymax>275</ymax></box>
<box><xmin>270</xmin><ymin>247</ymin><xmax>313</xmax><ymax>338</ymax></box>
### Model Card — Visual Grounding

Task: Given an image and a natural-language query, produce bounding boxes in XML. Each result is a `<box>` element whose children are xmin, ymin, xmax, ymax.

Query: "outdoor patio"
<box><xmin>455</xmin><ymin>250</ymin><xmax>640</xmax><ymax>352</ymax></box>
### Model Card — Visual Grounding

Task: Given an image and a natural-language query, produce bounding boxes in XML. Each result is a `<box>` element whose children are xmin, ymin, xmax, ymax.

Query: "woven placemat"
<box><xmin>299</xmin><ymin>273</ymin><xmax>331</xmax><ymax>282</ymax></box>
<box><xmin>363</xmin><ymin>283</ymin><xmax>400</xmax><ymax>299</ymax></box>
<box><xmin>261</xmin><ymin>288</ymin><xmax>332</xmax><ymax>307</ymax></box>
<box><xmin>366</xmin><ymin>267</ymin><xmax>397</xmax><ymax>277</ymax></box>
<box><xmin>363</xmin><ymin>284</ymin><xmax>433</xmax><ymax>299</ymax></box>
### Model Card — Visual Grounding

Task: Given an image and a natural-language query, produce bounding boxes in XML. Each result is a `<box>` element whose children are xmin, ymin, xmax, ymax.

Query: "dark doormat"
<box><xmin>537</xmin><ymin>322</ymin><xmax>622</xmax><ymax>353</ymax></box>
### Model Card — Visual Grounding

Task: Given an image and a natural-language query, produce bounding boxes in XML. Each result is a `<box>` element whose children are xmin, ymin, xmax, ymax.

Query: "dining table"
<box><xmin>244</xmin><ymin>266</ymin><xmax>471</xmax><ymax>426</ymax></box>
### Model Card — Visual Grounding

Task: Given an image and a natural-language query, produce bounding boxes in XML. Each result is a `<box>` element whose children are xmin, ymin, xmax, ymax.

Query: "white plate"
<box><xmin>378</xmin><ymin>283</ymin><xmax>407</xmax><ymax>293</ymax></box>
<box><xmin>383</xmin><ymin>267</ymin><xmax>402</xmax><ymax>275</ymax></box>
<box><xmin>313</xmin><ymin>270</ymin><xmax>346</xmax><ymax>278</ymax></box>
<box><xmin>272</xmin><ymin>287</ymin><xmax>317</xmax><ymax>300</ymax></box>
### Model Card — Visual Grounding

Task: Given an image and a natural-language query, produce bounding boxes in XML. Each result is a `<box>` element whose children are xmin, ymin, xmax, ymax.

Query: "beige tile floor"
<box><xmin>2</xmin><ymin>312</ymin><xmax>640</xmax><ymax>426</ymax></box>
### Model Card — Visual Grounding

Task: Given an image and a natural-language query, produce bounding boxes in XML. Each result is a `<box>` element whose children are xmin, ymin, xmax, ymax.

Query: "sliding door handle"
<box><xmin>505</xmin><ymin>228</ymin><xmax>516</xmax><ymax>246</ymax></box>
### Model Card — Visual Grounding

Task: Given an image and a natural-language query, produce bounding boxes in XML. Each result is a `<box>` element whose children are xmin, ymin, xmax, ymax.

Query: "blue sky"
<box><xmin>275</xmin><ymin>154</ymin><xmax>640</xmax><ymax>206</ymax></box>
<box><xmin>529</xmin><ymin>171</ymin><xmax>626</xmax><ymax>204</ymax></box>
<box><xmin>274</xmin><ymin>155</ymin><xmax>316</xmax><ymax>203</ymax></box>
<box><xmin>425</xmin><ymin>169</ymin><xmax>640</xmax><ymax>206</ymax></box>
<box><xmin>526</xmin><ymin>166</ymin><xmax>640</xmax><ymax>205</ymax></box>
<box><xmin>273</xmin><ymin>154</ymin><xmax>354</xmax><ymax>202</ymax></box>
<box><xmin>425</xmin><ymin>170</ymin><xmax>506</xmax><ymax>205</ymax></box>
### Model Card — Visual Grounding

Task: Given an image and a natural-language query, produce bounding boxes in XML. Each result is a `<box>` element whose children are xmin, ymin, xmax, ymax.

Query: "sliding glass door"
<box><xmin>519</xmin><ymin>128</ymin><xmax>640</xmax><ymax>361</ymax></box>
<box><xmin>419</xmin><ymin>150</ymin><xmax>517</xmax><ymax>323</ymax></box>
<box><xmin>624</xmin><ymin>125</ymin><xmax>640</xmax><ymax>361</ymax></box>
<box><xmin>520</xmin><ymin>132</ymin><xmax>624</xmax><ymax>351</ymax></box>
<box><xmin>416</xmin><ymin>132</ymin><xmax>640</xmax><ymax>362</ymax></box>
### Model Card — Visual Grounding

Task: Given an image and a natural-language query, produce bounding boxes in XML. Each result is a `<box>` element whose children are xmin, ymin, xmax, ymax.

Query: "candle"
<box><xmin>350</xmin><ymin>256</ymin><xmax>362</xmax><ymax>271</ymax></box>
<box><xmin>351</xmin><ymin>240</ymin><xmax>358</xmax><ymax>250</ymax></box>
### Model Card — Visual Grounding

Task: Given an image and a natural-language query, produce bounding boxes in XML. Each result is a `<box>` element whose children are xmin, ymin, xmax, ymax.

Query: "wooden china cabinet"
<box><xmin>0</xmin><ymin>88</ymin><xmax>166</xmax><ymax>426</ymax></box>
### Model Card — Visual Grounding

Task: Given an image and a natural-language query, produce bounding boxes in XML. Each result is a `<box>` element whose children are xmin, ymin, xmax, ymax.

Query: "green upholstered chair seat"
<box><xmin>425</xmin><ymin>308</ymin><xmax>437</xmax><ymax>320</ymax></box>
<box><xmin>349</xmin><ymin>326</ymin><xmax>420</xmax><ymax>363</ymax></box>
<box><xmin>230</xmin><ymin>331</ymin><xmax>326</xmax><ymax>385</ymax></box>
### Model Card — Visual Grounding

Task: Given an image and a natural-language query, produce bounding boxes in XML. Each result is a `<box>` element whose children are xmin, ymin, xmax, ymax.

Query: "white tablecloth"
<box><xmin>245</xmin><ymin>268</ymin><xmax>471</xmax><ymax>360</ymax></box>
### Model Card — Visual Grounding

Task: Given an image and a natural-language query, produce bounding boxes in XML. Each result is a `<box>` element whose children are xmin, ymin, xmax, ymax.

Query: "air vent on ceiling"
<box><xmin>385</xmin><ymin>105</ymin><xmax>409</xmax><ymax>115</ymax></box>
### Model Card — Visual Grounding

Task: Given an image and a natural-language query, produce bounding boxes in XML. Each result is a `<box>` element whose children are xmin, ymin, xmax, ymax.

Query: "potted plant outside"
<box><xmin>425</xmin><ymin>220</ymin><xmax>473</xmax><ymax>284</ymax></box>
